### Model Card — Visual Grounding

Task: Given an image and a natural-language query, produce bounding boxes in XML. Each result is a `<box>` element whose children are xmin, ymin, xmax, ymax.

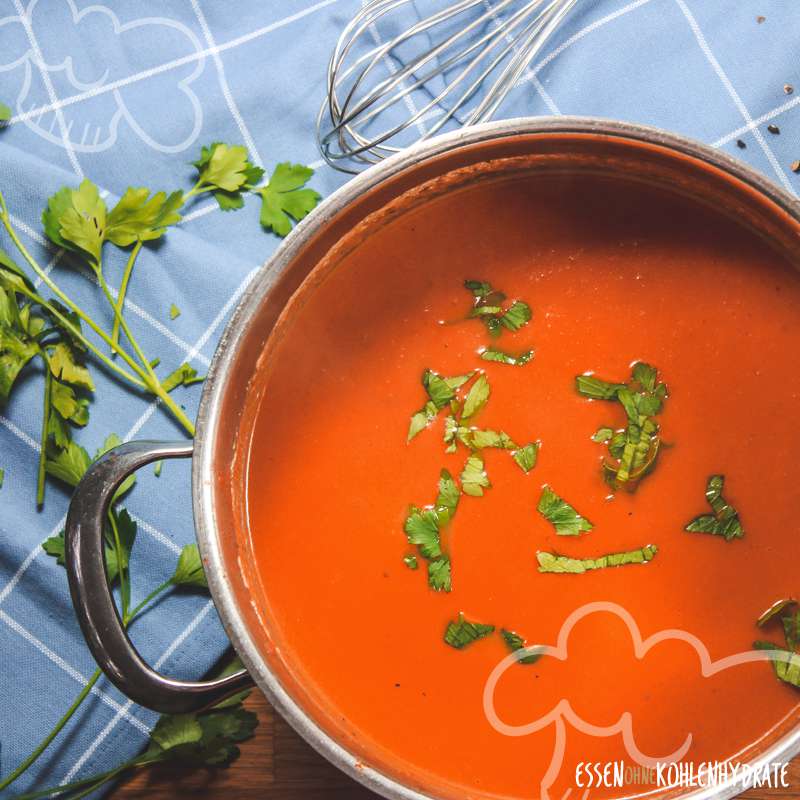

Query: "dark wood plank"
<box><xmin>114</xmin><ymin>689</ymin><xmax>800</xmax><ymax>799</ymax></box>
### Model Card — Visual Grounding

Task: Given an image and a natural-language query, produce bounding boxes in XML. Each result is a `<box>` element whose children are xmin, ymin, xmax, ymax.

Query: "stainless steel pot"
<box><xmin>65</xmin><ymin>118</ymin><xmax>800</xmax><ymax>800</ymax></box>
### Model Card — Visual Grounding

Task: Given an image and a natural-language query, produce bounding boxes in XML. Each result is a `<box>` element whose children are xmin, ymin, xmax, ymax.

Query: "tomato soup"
<box><xmin>245</xmin><ymin>167</ymin><xmax>800</xmax><ymax>799</ymax></box>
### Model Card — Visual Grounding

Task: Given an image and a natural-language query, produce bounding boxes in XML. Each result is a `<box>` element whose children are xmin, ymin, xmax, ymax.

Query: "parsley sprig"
<box><xmin>576</xmin><ymin>362</ymin><xmax>668</xmax><ymax>491</ymax></box>
<box><xmin>685</xmin><ymin>474</ymin><xmax>744</xmax><ymax>541</ymax></box>
<box><xmin>0</xmin><ymin>142</ymin><xmax>321</xmax><ymax>501</ymax></box>
<box><xmin>464</xmin><ymin>279</ymin><xmax>532</xmax><ymax>338</ymax></box>
<box><xmin>754</xmin><ymin>600</ymin><xmax>800</xmax><ymax>689</ymax></box>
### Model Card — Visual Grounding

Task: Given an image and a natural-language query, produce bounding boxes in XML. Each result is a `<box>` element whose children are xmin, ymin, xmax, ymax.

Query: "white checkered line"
<box><xmin>0</xmin><ymin>609</ymin><xmax>149</xmax><ymax>734</ymax></box>
<box><xmin>9</xmin><ymin>0</ymin><xmax>340</xmax><ymax>127</ymax></box>
<box><xmin>0</xmin><ymin>514</ymin><xmax>65</xmax><ymax>607</ymax></box>
<box><xmin>129</xmin><ymin>514</ymin><xmax>182</xmax><ymax>556</ymax></box>
<box><xmin>60</xmin><ymin>599</ymin><xmax>215</xmax><ymax>784</ymax></box>
<box><xmin>190</xmin><ymin>0</ymin><xmax>264</xmax><ymax>165</ymax></box>
<box><xmin>675</xmin><ymin>0</ymin><xmax>795</xmax><ymax>196</ymax></box>
<box><xmin>713</xmin><ymin>94</ymin><xmax>800</xmax><ymax>149</ymax></box>
<box><xmin>10</xmin><ymin>0</ymin><xmax>83</xmax><ymax>178</ymax></box>
<box><xmin>0</xmin><ymin>413</ymin><xmax>40</xmax><ymax>452</ymax></box>
<box><xmin>124</xmin><ymin>266</ymin><xmax>259</xmax><ymax>441</ymax></box>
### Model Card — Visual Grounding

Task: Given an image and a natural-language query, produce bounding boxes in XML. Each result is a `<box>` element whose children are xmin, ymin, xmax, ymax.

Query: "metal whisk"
<box><xmin>317</xmin><ymin>0</ymin><xmax>577</xmax><ymax>173</ymax></box>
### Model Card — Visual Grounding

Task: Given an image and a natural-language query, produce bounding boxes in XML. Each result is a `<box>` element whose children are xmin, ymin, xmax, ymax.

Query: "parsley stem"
<box><xmin>0</xmin><ymin>580</ymin><xmax>172</xmax><ymax>793</ymax></box>
<box><xmin>95</xmin><ymin>271</ymin><xmax>195</xmax><ymax>436</ymax></box>
<box><xmin>36</xmin><ymin>365</ymin><xmax>52</xmax><ymax>508</ymax></box>
<box><xmin>108</xmin><ymin>509</ymin><xmax>129</xmax><ymax>622</ymax></box>
<box><xmin>0</xmin><ymin>205</ymin><xmax>152</xmax><ymax>388</ymax></box>
<box><xmin>11</xmin><ymin>760</ymin><xmax>152</xmax><ymax>800</ymax></box>
<box><xmin>110</xmin><ymin>240</ymin><xmax>142</xmax><ymax>354</ymax></box>
<box><xmin>0</xmin><ymin>671</ymin><xmax>103</xmax><ymax>795</ymax></box>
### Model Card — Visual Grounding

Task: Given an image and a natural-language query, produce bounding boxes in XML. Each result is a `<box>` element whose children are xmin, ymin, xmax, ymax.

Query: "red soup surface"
<box><xmin>246</xmin><ymin>168</ymin><xmax>800</xmax><ymax>799</ymax></box>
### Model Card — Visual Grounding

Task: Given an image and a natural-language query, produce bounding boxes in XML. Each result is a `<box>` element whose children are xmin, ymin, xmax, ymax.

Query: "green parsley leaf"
<box><xmin>537</xmin><ymin>544</ymin><xmax>658</xmax><ymax>574</ymax></box>
<box><xmin>578</xmin><ymin>363</ymin><xmax>667</xmax><ymax>491</ymax></box>
<box><xmin>428</xmin><ymin>556</ymin><xmax>451</xmax><ymax>592</ymax></box>
<box><xmin>154</xmin><ymin>460</ymin><xmax>163</xmax><ymax>478</ymax></box>
<box><xmin>500</xmin><ymin>300</ymin><xmax>532</xmax><ymax>332</ymax></box>
<box><xmin>53</xmin><ymin>180</ymin><xmax>107</xmax><ymax>264</ymax></box>
<box><xmin>784</xmin><ymin>612</ymin><xmax>800</xmax><ymax>652</ymax></box>
<box><xmin>50</xmin><ymin>380</ymin><xmax>89</xmax><ymax>426</ymax></box>
<box><xmin>537</xmin><ymin>486</ymin><xmax>593</xmax><ymax>535</ymax></box>
<box><xmin>512</xmin><ymin>442</ymin><xmax>539</xmax><ymax>473</ymax></box>
<box><xmin>0</xmin><ymin>102</ymin><xmax>11</xmax><ymax>122</ymax></box>
<box><xmin>463</xmin><ymin>280</ymin><xmax>531</xmax><ymax>338</ymax></box>
<box><xmin>106</xmin><ymin>188</ymin><xmax>183</xmax><ymax>246</ymax></box>
<box><xmin>257</xmin><ymin>163</ymin><xmax>320</xmax><ymax>236</ymax></box>
<box><xmin>48</xmin><ymin>341</ymin><xmax>94</xmax><ymax>391</ymax></box>
<box><xmin>171</xmin><ymin>543</ymin><xmax>208</xmax><ymax>588</ymax></box>
<box><xmin>591</xmin><ymin>427</ymin><xmax>614</xmax><ymax>443</ymax></box>
<box><xmin>403</xmin><ymin>554</ymin><xmax>418</xmax><ymax>570</ymax></box>
<box><xmin>408</xmin><ymin>400</ymin><xmax>438</xmax><ymax>442</ymax></box>
<box><xmin>45</xmin><ymin>439</ymin><xmax>91</xmax><ymax>487</ymax></box>
<box><xmin>461</xmin><ymin>374</ymin><xmax>490</xmax><ymax>421</ymax></box>
<box><xmin>150</xmin><ymin>714</ymin><xmax>204</xmax><ymax>751</ymax></box>
<box><xmin>757</xmin><ymin>599</ymin><xmax>797</xmax><ymax>628</ymax></box>
<box><xmin>104</xmin><ymin>507</ymin><xmax>137</xmax><ymax>584</ymax></box>
<box><xmin>753</xmin><ymin>641</ymin><xmax>800</xmax><ymax>688</ymax></box>
<box><xmin>193</xmin><ymin>142</ymin><xmax>263</xmax><ymax>199</ymax></box>
<box><xmin>423</xmin><ymin>369</ymin><xmax>458</xmax><ymax>409</ymax></box>
<box><xmin>460</xmin><ymin>453</ymin><xmax>490</xmax><ymax>497</ymax></box>
<box><xmin>480</xmin><ymin>347</ymin><xmax>533</xmax><ymax>367</ymax></box>
<box><xmin>403</xmin><ymin>506</ymin><xmax>442</xmax><ymax>560</ymax></box>
<box><xmin>162</xmin><ymin>362</ymin><xmax>204</xmax><ymax>393</ymax></box>
<box><xmin>468</xmin><ymin>429</ymin><xmax>516</xmax><ymax>450</ymax></box>
<box><xmin>575</xmin><ymin>374</ymin><xmax>625</xmax><ymax>400</ymax></box>
<box><xmin>500</xmin><ymin>629</ymin><xmax>541</xmax><ymax>665</ymax></box>
<box><xmin>443</xmin><ymin>612</ymin><xmax>495</xmax><ymax>649</ymax></box>
<box><xmin>685</xmin><ymin>474</ymin><xmax>744</xmax><ymax>541</ymax></box>
<box><xmin>0</xmin><ymin>468</ymin><xmax>4</xmax><ymax>488</ymax></box>
<box><xmin>169</xmin><ymin>303</ymin><xmax>181</xmax><ymax>320</ymax></box>
<box><xmin>435</xmin><ymin>468</ymin><xmax>460</xmax><ymax>521</ymax></box>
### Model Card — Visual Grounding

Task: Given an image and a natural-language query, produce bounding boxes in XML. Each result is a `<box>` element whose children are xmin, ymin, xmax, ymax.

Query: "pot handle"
<box><xmin>65</xmin><ymin>440</ymin><xmax>254</xmax><ymax>714</ymax></box>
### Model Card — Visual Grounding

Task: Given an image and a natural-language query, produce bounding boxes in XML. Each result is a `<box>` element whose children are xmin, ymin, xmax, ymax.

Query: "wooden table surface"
<box><xmin>114</xmin><ymin>687</ymin><xmax>800</xmax><ymax>800</ymax></box>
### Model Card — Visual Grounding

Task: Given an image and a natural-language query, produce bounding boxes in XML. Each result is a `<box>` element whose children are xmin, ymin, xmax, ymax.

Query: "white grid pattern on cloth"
<box><xmin>6</xmin><ymin>0</ymin><xmax>342</xmax><ymax>128</ymax></box>
<box><xmin>0</xmin><ymin>609</ymin><xmax>150</xmax><ymax>734</ymax></box>
<box><xmin>59</xmin><ymin>599</ymin><xmax>215</xmax><ymax>784</ymax></box>
<box><xmin>10</xmin><ymin>0</ymin><xmax>84</xmax><ymax>177</ymax></box>
<box><xmin>674</xmin><ymin>0</ymin><xmax>795</xmax><ymax>195</ymax></box>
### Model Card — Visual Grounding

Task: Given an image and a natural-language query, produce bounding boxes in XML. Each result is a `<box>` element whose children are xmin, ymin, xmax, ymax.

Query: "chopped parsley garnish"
<box><xmin>757</xmin><ymin>599</ymin><xmax>796</xmax><ymax>628</ymax></box>
<box><xmin>403</xmin><ymin>469</ymin><xmax>460</xmax><ymax>591</ymax></box>
<box><xmin>754</xmin><ymin>600</ymin><xmax>800</xmax><ymax>688</ymax></box>
<box><xmin>464</xmin><ymin>280</ymin><xmax>531</xmax><ymax>338</ymax></box>
<box><xmin>169</xmin><ymin>303</ymin><xmax>181</xmax><ymax>320</ymax></box>
<box><xmin>407</xmin><ymin>369</ymin><xmax>472</xmax><ymax>442</ymax></box>
<box><xmin>537</xmin><ymin>486</ymin><xmax>593</xmax><ymax>536</ymax></box>
<box><xmin>461</xmin><ymin>373</ymin><xmax>491</xmax><ymax>421</ymax></box>
<box><xmin>685</xmin><ymin>475</ymin><xmax>744</xmax><ymax>541</ymax></box>
<box><xmin>576</xmin><ymin>361</ymin><xmax>667</xmax><ymax>491</ymax></box>
<box><xmin>501</xmin><ymin>628</ymin><xmax>541</xmax><ymax>665</ymax></box>
<box><xmin>537</xmin><ymin>544</ymin><xmax>658</xmax><ymax>574</ymax></box>
<box><xmin>403</xmin><ymin>554</ymin><xmax>418</xmax><ymax>570</ymax></box>
<box><xmin>428</xmin><ymin>557</ymin><xmax>451</xmax><ymax>592</ymax></box>
<box><xmin>460</xmin><ymin>453</ymin><xmax>491</xmax><ymax>497</ymax></box>
<box><xmin>443</xmin><ymin>613</ymin><xmax>495</xmax><ymax>649</ymax></box>
<box><xmin>511</xmin><ymin>442</ymin><xmax>539</xmax><ymax>473</ymax></box>
<box><xmin>480</xmin><ymin>347</ymin><xmax>533</xmax><ymax>367</ymax></box>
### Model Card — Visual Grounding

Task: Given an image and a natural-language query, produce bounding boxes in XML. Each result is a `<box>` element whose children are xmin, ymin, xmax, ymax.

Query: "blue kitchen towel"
<box><xmin>0</xmin><ymin>1</ymin><xmax>798</xmax><ymax>797</ymax></box>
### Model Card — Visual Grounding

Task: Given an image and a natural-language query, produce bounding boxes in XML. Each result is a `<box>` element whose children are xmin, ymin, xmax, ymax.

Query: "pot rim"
<box><xmin>192</xmin><ymin>116</ymin><xmax>800</xmax><ymax>800</ymax></box>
